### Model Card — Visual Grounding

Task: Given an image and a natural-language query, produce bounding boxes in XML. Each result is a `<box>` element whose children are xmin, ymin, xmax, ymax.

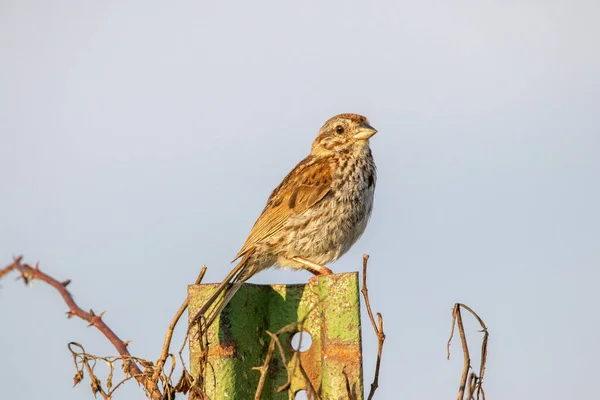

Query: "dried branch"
<box><xmin>267</xmin><ymin>330</ymin><xmax>292</xmax><ymax>392</ymax></box>
<box><xmin>1</xmin><ymin>256</ymin><xmax>209</xmax><ymax>400</ymax></box>
<box><xmin>361</xmin><ymin>254</ymin><xmax>386</xmax><ymax>400</ymax></box>
<box><xmin>253</xmin><ymin>329</ymin><xmax>278</xmax><ymax>399</ymax></box>
<box><xmin>0</xmin><ymin>256</ymin><xmax>18</xmax><ymax>281</ymax></box>
<box><xmin>151</xmin><ymin>266</ymin><xmax>207</xmax><ymax>391</ymax></box>
<box><xmin>253</xmin><ymin>320</ymin><xmax>304</xmax><ymax>399</ymax></box>
<box><xmin>251</xmin><ymin>306</ymin><xmax>323</xmax><ymax>400</ymax></box>
<box><xmin>0</xmin><ymin>257</ymin><xmax>161</xmax><ymax>399</ymax></box>
<box><xmin>447</xmin><ymin>303</ymin><xmax>489</xmax><ymax>400</ymax></box>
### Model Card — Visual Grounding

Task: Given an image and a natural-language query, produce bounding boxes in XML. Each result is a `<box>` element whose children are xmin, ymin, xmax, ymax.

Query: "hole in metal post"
<box><xmin>290</xmin><ymin>331</ymin><xmax>312</xmax><ymax>352</ymax></box>
<box><xmin>294</xmin><ymin>389</ymin><xmax>309</xmax><ymax>399</ymax></box>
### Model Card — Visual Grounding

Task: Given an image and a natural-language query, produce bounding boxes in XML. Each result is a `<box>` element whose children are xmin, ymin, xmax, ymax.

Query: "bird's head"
<box><xmin>311</xmin><ymin>113</ymin><xmax>377</xmax><ymax>155</ymax></box>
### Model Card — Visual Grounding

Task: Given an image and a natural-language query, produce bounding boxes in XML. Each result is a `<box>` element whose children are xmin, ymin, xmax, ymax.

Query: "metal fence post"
<box><xmin>188</xmin><ymin>272</ymin><xmax>364</xmax><ymax>399</ymax></box>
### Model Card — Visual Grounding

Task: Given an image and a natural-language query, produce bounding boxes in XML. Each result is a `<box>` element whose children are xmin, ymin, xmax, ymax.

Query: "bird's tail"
<box><xmin>190</xmin><ymin>254</ymin><xmax>252</xmax><ymax>330</ymax></box>
<box><xmin>203</xmin><ymin>279</ymin><xmax>244</xmax><ymax>328</ymax></box>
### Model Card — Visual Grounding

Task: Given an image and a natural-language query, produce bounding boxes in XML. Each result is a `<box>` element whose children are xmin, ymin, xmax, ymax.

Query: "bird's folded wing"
<box><xmin>233</xmin><ymin>157</ymin><xmax>333</xmax><ymax>261</ymax></box>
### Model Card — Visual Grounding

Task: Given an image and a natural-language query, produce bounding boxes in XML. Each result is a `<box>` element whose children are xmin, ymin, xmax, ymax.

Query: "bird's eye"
<box><xmin>335</xmin><ymin>125</ymin><xmax>344</xmax><ymax>134</ymax></box>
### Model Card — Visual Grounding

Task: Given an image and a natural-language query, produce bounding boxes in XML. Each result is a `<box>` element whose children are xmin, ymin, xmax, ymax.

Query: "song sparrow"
<box><xmin>197</xmin><ymin>113</ymin><xmax>377</xmax><ymax>327</ymax></box>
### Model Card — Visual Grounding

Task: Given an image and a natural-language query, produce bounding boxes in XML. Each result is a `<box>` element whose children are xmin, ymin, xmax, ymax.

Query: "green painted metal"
<box><xmin>188</xmin><ymin>272</ymin><xmax>363</xmax><ymax>400</ymax></box>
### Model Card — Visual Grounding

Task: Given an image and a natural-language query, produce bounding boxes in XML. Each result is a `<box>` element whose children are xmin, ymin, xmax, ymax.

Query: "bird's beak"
<box><xmin>353</xmin><ymin>121</ymin><xmax>378</xmax><ymax>141</ymax></box>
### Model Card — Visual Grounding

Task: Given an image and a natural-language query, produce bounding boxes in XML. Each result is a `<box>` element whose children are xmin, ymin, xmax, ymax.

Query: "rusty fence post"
<box><xmin>188</xmin><ymin>272</ymin><xmax>363</xmax><ymax>399</ymax></box>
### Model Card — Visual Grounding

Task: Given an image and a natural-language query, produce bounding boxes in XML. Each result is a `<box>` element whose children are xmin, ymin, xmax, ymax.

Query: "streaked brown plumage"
<box><xmin>196</xmin><ymin>113</ymin><xmax>378</xmax><ymax>327</ymax></box>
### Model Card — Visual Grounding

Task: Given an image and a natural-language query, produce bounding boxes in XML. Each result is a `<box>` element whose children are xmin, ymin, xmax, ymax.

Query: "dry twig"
<box><xmin>447</xmin><ymin>303</ymin><xmax>489</xmax><ymax>400</ymax></box>
<box><xmin>252</xmin><ymin>316</ymin><xmax>320</xmax><ymax>400</ymax></box>
<box><xmin>253</xmin><ymin>328</ymin><xmax>279</xmax><ymax>399</ymax></box>
<box><xmin>151</xmin><ymin>265</ymin><xmax>207</xmax><ymax>397</ymax></box>
<box><xmin>361</xmin><ymin>254</ymin><xmax>386</xmax><ymax>400</ymax></box>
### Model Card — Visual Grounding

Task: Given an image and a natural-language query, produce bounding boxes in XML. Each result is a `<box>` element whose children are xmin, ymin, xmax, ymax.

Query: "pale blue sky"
<box><xmin>1</xmin><ymin>1</ymin><xmax>599</xmax><ymax>399</ymax></box>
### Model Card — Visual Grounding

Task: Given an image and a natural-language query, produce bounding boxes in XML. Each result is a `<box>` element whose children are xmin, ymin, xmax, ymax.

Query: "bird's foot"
<box><xmin>291</xmin><ymin>256</ymin><xmax>333</xmax><ymax>276</ymax></box>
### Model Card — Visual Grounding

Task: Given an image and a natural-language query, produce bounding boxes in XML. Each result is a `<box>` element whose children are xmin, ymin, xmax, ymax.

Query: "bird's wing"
<box><xmin>233</xmin><ymin>156</ymin><xmax>333</xmax><ymax>261</ymax></box>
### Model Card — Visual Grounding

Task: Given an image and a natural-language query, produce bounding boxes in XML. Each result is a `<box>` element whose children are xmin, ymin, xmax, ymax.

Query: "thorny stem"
<box><xmin>0</xmin><ymin>256</ymin><xmax>162</xmax><ymax>399</ymax></box>
<box><xmin>0</xmin><ymin>257</ymin><xmax>17</xmax><ymax>280</ymax></box>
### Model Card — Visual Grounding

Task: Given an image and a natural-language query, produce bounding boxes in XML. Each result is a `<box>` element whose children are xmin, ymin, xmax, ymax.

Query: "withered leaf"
<box><xmin>73</xmin><ymin>370</ymin><xmax>84</xmax><ymax>387</ymax></box>
<box><xmin>174</xmin><ymin>370</ymin><xmax>193</xmax><ymax>394</ymax></box>
<box><xmin>91</xmin><ymin>376</ymin><xmax>102</xmax><ymax>396</ymax></box>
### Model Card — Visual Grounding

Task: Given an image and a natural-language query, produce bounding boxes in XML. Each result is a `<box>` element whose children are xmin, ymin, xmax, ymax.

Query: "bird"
<box><xmin>195</xmin><ymin>113</ymin><xmax>378</xmax><ymax>328</ymax></box>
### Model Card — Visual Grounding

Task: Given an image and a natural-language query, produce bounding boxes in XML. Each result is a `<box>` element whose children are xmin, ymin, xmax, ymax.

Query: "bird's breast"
<box><xmin>274</xmin><ymin>146</ymin><xmax>376</xmax><ymax>265</ymax></box>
